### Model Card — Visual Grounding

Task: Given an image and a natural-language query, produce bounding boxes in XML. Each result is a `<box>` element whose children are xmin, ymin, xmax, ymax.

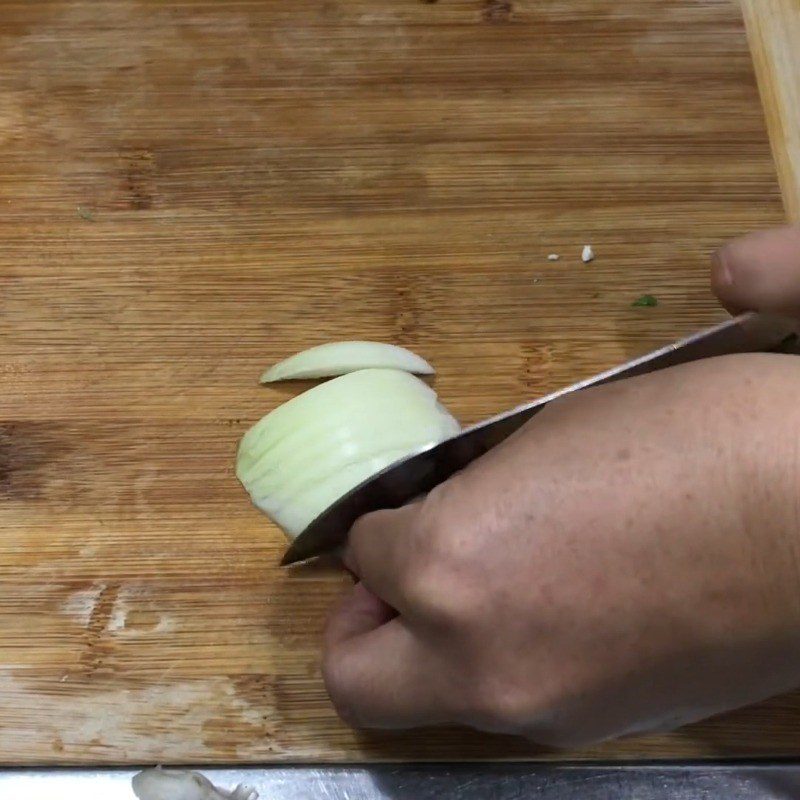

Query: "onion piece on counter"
<box><xmin>132</xmin><ymin>767</ymin><xmax>258</xmax><ymax>800</ymax></box>
<box><xmin>237</xmin><ymin>368</ymin><xmax>460</xmax><ymax>540</ymax></box>
<box><xmin>260</xmin><ymin>340</ymin><xmax>434</xmax><ymax>382</ymax></box>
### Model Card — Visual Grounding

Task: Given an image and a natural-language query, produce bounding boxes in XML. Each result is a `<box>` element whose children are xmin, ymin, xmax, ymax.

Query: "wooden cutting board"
<box><xmin>0</xmin><ymin>0</ymin><xmax>798</xmax><ymax>764</ymax></box>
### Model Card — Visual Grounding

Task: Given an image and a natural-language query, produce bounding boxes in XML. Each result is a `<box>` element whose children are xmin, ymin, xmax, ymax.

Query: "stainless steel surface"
<box><xmin>283</xmin><ymin>311</ymin><xmax>798</xmax><ymax>565</ymax></box>
<box><xmin>4</xmin><ymin>763</ymin><xmax>800</xmax><ymax>799</ymax></box>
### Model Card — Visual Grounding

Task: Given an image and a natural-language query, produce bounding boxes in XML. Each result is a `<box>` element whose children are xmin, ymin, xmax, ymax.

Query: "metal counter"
<box><xmin>2</xmin><ymin>762</ymin><xmax>800</xmax><ymax>799</ymax></box>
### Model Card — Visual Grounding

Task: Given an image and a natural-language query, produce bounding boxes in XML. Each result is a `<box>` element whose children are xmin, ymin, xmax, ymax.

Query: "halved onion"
<box><xmin>260</xmin><ymin>341</ymin><xmax>434</xmax><ymax>382</ymax></box>
<box><xmin>237</xmin><ymin>368</ymin><xmax>459</xmax><ymax>540</ymax></box>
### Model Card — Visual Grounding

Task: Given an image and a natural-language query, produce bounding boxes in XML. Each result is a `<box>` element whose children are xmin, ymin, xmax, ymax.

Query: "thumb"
<box><xmin>712</xmin><ymin>226</ymin><xmax>800</xmax><ymax>315</ymax></box>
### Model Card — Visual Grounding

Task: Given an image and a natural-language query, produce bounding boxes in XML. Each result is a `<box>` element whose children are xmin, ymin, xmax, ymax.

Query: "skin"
<box><xmin>323</xmin><ymin>226</ymin><xmax>800</xmax><ymax>747</ymax></box>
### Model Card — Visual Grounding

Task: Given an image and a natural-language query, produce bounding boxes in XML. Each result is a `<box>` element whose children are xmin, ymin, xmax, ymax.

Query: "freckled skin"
<box><xmin>323</xmin><ymin>227</ymin><xmax>800</xmax><ymax>747</ymax></box>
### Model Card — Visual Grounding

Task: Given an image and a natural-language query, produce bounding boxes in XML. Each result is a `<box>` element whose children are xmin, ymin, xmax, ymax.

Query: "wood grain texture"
<box><xmin>0</xmin><ymin>0</ymin><xmax>793</xmax><ymax>763</ymax></box>
<box><xmin>742</xmin><ymin>0</ymin><xmax>800</xmax><ymax>221</ymax></box>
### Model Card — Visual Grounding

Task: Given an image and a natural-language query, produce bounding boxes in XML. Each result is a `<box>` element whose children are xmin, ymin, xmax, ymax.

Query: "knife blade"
<box><xmin>282</xmin><ymin>312</ymin><xmax>798</xmax><ymax>566</ymax></box>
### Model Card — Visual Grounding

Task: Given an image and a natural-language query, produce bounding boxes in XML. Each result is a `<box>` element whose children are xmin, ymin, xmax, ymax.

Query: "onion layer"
<box><xmin>237</xmin><ymin>368</ymin><xmax>460</xmax><ymax>540</ymax></box>
<box><xmin>260</xmin><ymin>341</ymin><xmax>434</xmax><ymax>382</ymax></box>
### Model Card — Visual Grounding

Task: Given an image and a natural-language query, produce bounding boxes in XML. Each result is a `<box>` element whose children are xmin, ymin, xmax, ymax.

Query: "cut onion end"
<box><xmin>260</xmin><ymin>341</ymin><xmax>435</xmax><ymax>382</ymax></box>
<box><xmin>238</xmin><ymin>368</ymin><xmax>459</xmax><ymax>541</ymax></box>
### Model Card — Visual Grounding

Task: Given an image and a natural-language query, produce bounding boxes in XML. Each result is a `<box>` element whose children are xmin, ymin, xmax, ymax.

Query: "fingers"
<box><xmin>343</xmin><ymin>503</ymin><xmax>422</xmax><ymax>612</ymax></box>
<box><xmin>324</xmin><ymin>580</ymin><xmax>396</xmax><ymax>644</ymax></box>
<box><xmin>712</xmin><ymin>226</ymin><xmax>800</xmax><ymax>315</ymax></box>
<box><xmin>323</xmin><ymin>582</ymin><xmax>447</xmax><ymax>728</ymax></box>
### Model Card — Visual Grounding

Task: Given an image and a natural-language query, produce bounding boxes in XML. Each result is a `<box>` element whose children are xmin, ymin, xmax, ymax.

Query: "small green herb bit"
<box><xmin>77</xmin><ymin>207</ymin><xmax>95</xmax><ymax>221</ymax></box>
<box><xmin>632</xmin><ymin>294</ymin><xmax>658</xmax><ymax>307</ymax></box>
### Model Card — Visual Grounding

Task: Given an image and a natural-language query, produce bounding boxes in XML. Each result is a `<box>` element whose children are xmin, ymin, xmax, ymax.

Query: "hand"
<box><xmin>323</xmin><ymin>226</ymin><xmax>800</xmax><ymax>747</ymax></box>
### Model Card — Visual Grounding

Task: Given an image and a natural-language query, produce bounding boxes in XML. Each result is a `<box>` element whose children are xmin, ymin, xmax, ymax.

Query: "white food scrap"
<box><xmin>547</xmin><ymin>254</ymin><xmax>560</xmax><ymax>261</ymax></box>
<box><xmin>581</xmin><ymin>245</ymin><xmax>595</xmax><ymax>263</ymax></box>
<box><xmin>132</xmin><ymin>768</ymin><xmax>258</xmax><ymax>800</ymax></box>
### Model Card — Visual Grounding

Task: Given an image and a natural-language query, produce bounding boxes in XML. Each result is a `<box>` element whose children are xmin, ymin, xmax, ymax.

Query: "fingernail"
<box><xmin>712</xmin><ymin>248</ymin><xmax>734</xmax><ymax>287</ymax></box>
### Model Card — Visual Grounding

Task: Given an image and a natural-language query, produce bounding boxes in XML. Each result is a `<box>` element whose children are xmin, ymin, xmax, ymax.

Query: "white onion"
<box><xmin>132</xmin><ymin>768</ymin><xmax>257</xmax><ymax>800</ymax></box>
<box><xmin>260</xmin><ymin>341</ymin><xmax>434</xmax><ymax>382</ymax></box>
<box><xmin>237</xmin><ymin>368</ymin><xmax>460</xmax><ymax>540</ymax></box>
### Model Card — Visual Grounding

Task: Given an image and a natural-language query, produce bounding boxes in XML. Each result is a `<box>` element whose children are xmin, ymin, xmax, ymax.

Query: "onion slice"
<box><xmin>132</xmin><ymin>767</ymin><xmax>258</xmax><ymax>800</ymax></box>
<box><xmin>260</xmin><ymin>341</ymin><xmax>434</xmax><ymax>382</ymax></box>
<box><xmin>237</xmin><ymin>368</ymin><xmax>459</xmax><ymax>540</ymax></box>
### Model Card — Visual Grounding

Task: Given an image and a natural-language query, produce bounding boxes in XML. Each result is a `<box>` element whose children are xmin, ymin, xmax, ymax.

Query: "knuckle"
<box><xmin>418</xmin><ymin>498</ymin><xmax>458</xmax><ymax>560</ymax></box>
<box><xmin>397</xmin><ymin>559</ymin><xmax>437</xmax><ymax>605</ymax></box>
<box><xmin>348</xmin><ymin>508</ymin><xmax>381</xmax><ymax>542</ymax></box>
<box><xmin>458</xmin><ymin>673</ymin><xmax>534</xmax><ymax>734</ymax></box>
<box><xmin>398</xmin><ymin>558</ymin><xmax>462</xmax><ymax>623</ymax></box>
<box><xmin>394</xmin><ymin>530</ymin><xmax>449</xmax><ymax>606</ymax></box>
<box><xmin>458</xmin><ymin>662</ymin><xmax>566</xmax><ymax>737</ymax></box>
<box><xmin>458</xmin><ymin>673</ymin><xmax>604</xmax><ymax>748</ymax></box>
<box><xmin>345</xmin><ymin>511</ymin><xmax>384</xmax><ymax>569</ymax></box>
<box><xmin>348</xmin><ymin>495</ymin><xmax>477</xmax><ymax>623</ymax></box>
<box><xmin>398</xmin><ymin>507</ymin><xmax>478</xmax><ymax>620</ymax></box>
<box><xmin>321</xmin><ymin>651</ymin><xmax>361</xmax><ymax>727</ymax></box>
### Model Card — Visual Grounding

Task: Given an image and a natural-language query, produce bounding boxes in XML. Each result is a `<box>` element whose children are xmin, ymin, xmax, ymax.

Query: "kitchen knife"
<box><xmin>282</xmin><ymin>312</ymin><xmax>798</xmax><ymax>566</ymax></box>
